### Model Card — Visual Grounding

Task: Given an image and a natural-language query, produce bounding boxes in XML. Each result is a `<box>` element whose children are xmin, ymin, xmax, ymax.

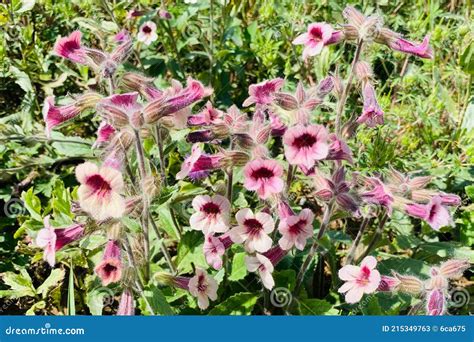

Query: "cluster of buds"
<box><xmin>378</xmin><ymin>259</ymin><xmax>470</xmax><ymax>315</ymax></box>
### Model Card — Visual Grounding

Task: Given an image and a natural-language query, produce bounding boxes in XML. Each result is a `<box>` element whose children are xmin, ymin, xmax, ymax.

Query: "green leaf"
<box><xmin>0</xmin><ymin>271</ymin><xmax>36</xmax><ymax>298</ymax></box>
<box><xmin>176</xmin><ymin>231</ymin><xmax>207</xmax><ymax>273</ymax></box>
<box><xmin>155</xmin><ymin>204</ymin><xmax>179</xmax><ymax>240</ymax></box>
<box><xmin>37</xmin><ymin>269</ymin><xmax>65</xmax><ymax>299</ymax></box>
<box><xmin>86</xmin><ymin>287</ymin><xmax>114</xmax><ymax>316</ymax></box>
<box><xmin>208</xmin><ymin>292</ymin><xmax>259</xmax><ymax>315</ymax></box>
<box><xmin>21</xmin><ymin>188</ymin><xmax>42</xmax><ymax>222</ymax></box>
<box><xmin>460</xmin><ymin>41</ymin><xmax>474</xmax><ymax>75</ymax></box>
<box><xmin>138</xmin><ymin>284</ymin><xmax>174</xmax><ymax>315</ymax></box>
<box><xmin>25</xmin><ymin>301</ymin><xmax>46</xmax><ymax>315</ymax></box>
<box><xmin>465</xmin><ymin>185</ymin><xmax>474</xmax><ymax>201</ymax></box>
<box><xmin>228</xmin><ymin>252</ymin><xmax>247</xmax><ymax>281</ymax></box>
<box><xmin>298</xmin><ymin>299</ymin><xmax>338</xmax><ymax>315</ymax></box>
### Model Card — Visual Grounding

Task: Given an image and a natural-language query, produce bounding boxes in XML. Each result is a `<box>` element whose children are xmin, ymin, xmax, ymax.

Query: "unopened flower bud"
<box><xmin>107</xmin><ymin>222</ymin><xmax>122</xmax><ymax>240</ymax></box>
<box><xmin>438</xmin><ymin>259</ymin><xmax>470</xmax><ymax>279</ymax></box>
<box><xmin>141</xmin><ymin>175</ymin><xmax>159</xmax><ymax>198</ymax></box>
<box><xmin>219</xmin><ymin>150</ymin><xmax>250</xmax><ymax>168</ymax></box>
<box><xmin>273</xmin><ymin>92</ymin><xmax>298</xmax><ymax>110</ymax></box>
<box><xmin>355</xmin><ymin>61</ymin><xmax>373</xmax><ymax>82</ymax></box>
<box><xmin>76</xmin><ymin>92</ymin><xmax>102</xmax><ymax>110</ymax></box>
<box><xmin>235</xmin><ymin>133</ymin><xmax>255</xmax><ymax>150</ymax></box>
<box><xmin>393</xmin><ymin>272</ymin><xmax>424</xmax><ymax>295</ymax></box>
<box><xmin>316</xmin><ymin>76</ymin><xmax>334</xmax><ymax>98</ymax></box>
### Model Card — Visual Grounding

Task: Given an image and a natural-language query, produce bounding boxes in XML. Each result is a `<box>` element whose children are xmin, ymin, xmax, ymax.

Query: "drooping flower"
<box><xmin>126</xmin><ymin>9</ymin><xmax>146</xmax><ymax>20</ymax></box>
<box><xmin>188</xmin><ymin>268</ymin><xmax>218</xmax><ymax>310</ymax></box>
<box><xmin>117</xmin><ymin>289</ymin><xmax>135</xmax><ymax>316</ymax></box>
<box><xmin>176</xmin><ymin>144</ymin><xmax>222</xmax><ymax>180</ymax></box>
<box><xmin>143</xmin><ymin>78</ymin><xmax>212</xmax><ymax>125</ymax></box>
<box><xmin>242</xmin><ymin>78</ymin><xmax>285</xmax><ymax>107</ymax></box>
<box><xmin>356</xmin><ymin>83</ymin><xmax>384</xmax><ymax>127</ymax></box>
<box><xmin>338</xmin><ymin>256</ymin><xmax>381</xmax><ymax>304</ymax></box>
<box><xmin>95</xmin><ymin>239</ymin><xmax>122</xmax><ymax>286</ymax></box>
<box><xmin>42</xmin><ymin>96</ymin><xmax>81</xmax><ymax>138</ymax></box>
<box><xmin>243</xmin><ymin>158</ymin><xmax>284</xmax><ymax>199</ymax></box>
<box><xmin>35</xmin><ymin>216</ymin><xmax>84</xmax><ymax>267</ymax></box>
<box><xmin>358</xmin><ymin>177</ymin><xmax>394</xmax><ymax>214</ymax></box>
<box><xmin>190</xmin><ymin>195</ymin><xmax>230</xmax><ymax>234</ymax></box>
<box><xmin>97</xmin><ymin>93</ymin><xmax>143</xmax><ymax>129</ymax></box>
<box><xmin>53</xmin><ymin>31</ymin><xmax>88</xmax><ymax>64</ymax></box>
<box><xmin>404</xmin><ymin>196</ymin><xmax>454</xmax><ymax>231</ymax></box>
<box><xmin>426</xmin><ymin>289</ymin><xmax>445</xmax><ymax>316</ymax></box>
<box><xmin>283</xmin><ymin>124</ymin><xmax>329</xmax><ymax>168</ymax></box>
<box><xmin>76</xmin><ymin>162</ymin><xmax>126</xmax><ymax>221</ymax></box>
<box><xmin>203</xmin><ymin>234</ymin><xmax>231</xmax><ymax>270</ymax></box>
<box><xmin>278</xmin><ymin>209</ymin><xmax>314</xmax><ymax>251</ymax></box>
<box><xmin>313</xmin><ymin>167</ymin><xmax>359</xmax><ymax>213</ymax></box>
<box><xmin>137</xmin><ymin>21</ymin><xmax>158</xmax><ymax>46</ymax></box>
<box><xmin>93</xmin><ymin>121</ymin><xmax>116</xmax><ymax>148</ymax></box>
<box><xmin>229</xmin><ymin>208</ymin><xmax>274</xmax><ymax>253</ymax></box>
<box><xmin>387</xmin><ymin>35</ymin><xmax>433</xmax><ymax>59</ymax></box>
<box><xmin>326</xmin><ymin>133</ymin><xmax>354</xmax><ymax>164</ymax></box>
<box><xmin>292</xmin><ymin>23</ymin><xmax>334</xmax><ymax>59</ymax></box>
<box><xmin>245</xmin><ymin>253</ymin><xmax>275</xmax><ymax>290</ymax></box>
<box><xmin>187</xmin><ymin>101</ymin><xmax>224</xmax><ymax>126</ymax></box>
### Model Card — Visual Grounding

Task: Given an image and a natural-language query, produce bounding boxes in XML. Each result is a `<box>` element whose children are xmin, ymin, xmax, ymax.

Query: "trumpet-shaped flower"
<box><xmin>283</xmin><ymin>124</ymin><xmax>329</xmax><ymax>168</ymax></box>
<box><xmin>176</xmin><ymin>144</ymin><xmax>221</xmax><ymax>180</ymax></box>
<box><xmin>36</xmin><ymin>216</ymin><xmax>84</xmax><ymax>267</ymax></box>
<box><xmin>190</xmin><ymin>195</ymin><xmax>230</xmax><ymax>234</ymax></box>
<box><xmin>188</xmin><ymin>268</ymin><xmax>218</xmax><ymax>310</ymax></box>
<box><xmin>243</xmin><ymin>158</ymin><xmax>284</xmax><ymax>199</ymax></box>
<box><xmin>95</xmin><ymin>239</ymin><xmax>122</xmax><ymax>286</ymax></box>
<box><xmin>97</xmin><ymin>93</ymin><xmax>143</xmax><ymax>129</ymax></box>
<box><xmin>76</xmin><ymin>162</ymin><xmax>126</xmax><ymax>221</ymax></box>
<box><xmin>405</xmin><ymin>196</ymin><xmax>454</xmax><ymax>231</ymax></box>
<box><xmin>203</xmin><ymin>234</ymin><xmax>227</xmax><ymax>270</ymax></box>
<box><xmin>245</xmin><ymin>253</ymin><xmax>275</xmax><ymax>290</ymax></box>
<box><xmin>229</xmin><ymin>208</ymin><xmax>274</xmax><ymax>253</ymax></box>
<box><xmin>338</xmin><ymin>256</ymin><xmax>381</xmax><ymax>304</ymax></box>
<box><xmin>117</xmin><ymin>289</ymin><xmax>135</xmax><ymax>316</ymax></box>
<box><xmin>278</xmin><ymin>208</ymin><xmax>314</xmax><ymax>250</ymax></box>
<box><xmin>292</xmin><ymin>23</ymin><xmax>334</xmax><ymax>59</ymax></box>
<box><xmin>356</xmin><ymin>83</ymin><xmax>384</xmax><ymax>127</ymax></box>
<box><xmin>53</xmin><ymin>31</ymin><xmax>88</xmax><ymax>64</ymax></box>
<box><xmin>242</xmin><ymin>78</ymin><xmax>284</xmax><ymax>107</ymax></box>
<box><xmin>137</xmin><ymin>21</ymin><xmax>158</xmax><ymax>45</ymax></box>
<box><xmin>42</xmin><ymin>96</ymin><xmax>81</xmax><ymax>138</ymax></box>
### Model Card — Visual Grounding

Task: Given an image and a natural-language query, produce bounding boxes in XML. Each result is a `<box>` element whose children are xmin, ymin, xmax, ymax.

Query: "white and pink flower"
<box><xmin>245</xmin><ymin>253</ymin><xmax>275</xmax><ymax>290</ymax></box>
<box><xmin>278</xmin><ymin>208</ymin><xmax>314</xmax><ymax>251</ymax></box>
<box><xmin>188</xmin><ymin>268</ymin><xmax>218</xmax><ymax>310</ymax></box>
<box><xmin>338</xmin><ymin>256</ymin><xmax>381</xmax><ymax>304</ymax></box>
<box><xmin>94</xmin><ymin>239</ymin><xmax>122</xmax><ymax>286</ymax></box>
<box><xmin>137</xmin><ymin>21</ymin><xmax>158</xmax><ymax>46</ymax></box>
<box><xmin>36</xmin><ymin>216</ymin><xmax>84</xmax><ymax>267</ymax></box>
<box><xmin>76</xmin><ymin>162</ymin><xmax>126</xmax><ymax>221</ymax></box>
<box><xmin>243</xmin><ymin>158</ymin><xmax>284</xmax><ymax>200</ymax></box>
<box><xmin>283</xmin><ymin>124</ymin><xmax>329</xmax><ymax>168</ymax></box>
<box><xmin>190</xmin><ymin>195</ymin><xmax>230</xmax><ymax>234</ymax></box>
<box><xmin>292</xmin><ymin>23</ymin><xmax>334</xmax><ymax>59</ymax></box>
<box><xmin>203</xmin><ymin>234</ymin><xmax>226</xmax><ymax>270</ymax></box>
<box><xmin>229</xmin><ymin>208</ymin><xmax>274</xmax><ymax>253</ymax></box>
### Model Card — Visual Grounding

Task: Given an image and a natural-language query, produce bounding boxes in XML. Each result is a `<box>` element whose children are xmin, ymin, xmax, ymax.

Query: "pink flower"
<box><xmin>356</xmin><ymin>83</ymin><xmax>384</xmax><ymax>127</ymax></box>
<box><xmin>42</xmin><ymin>96</ymin><xmax>81</xmax><ymax>138</ymax></box>
<box><xmin>143</xmin><ymin>78</ymin><xmax>212</xmax><ymax>125</ymax></box>
<box><xmin>137</xmin><ymin>21</ymin><xmax>158</xmax><ymax>46</ymax></box>
<box><xmin>405</xmin><ymin>196</ymin><xmax>454</xmax><ymax>231</ymax></box>
<box><xmin>188</xmin><ymin>268</ymin><xmax>218</xmax><ymax>310</ymax></box>
<box><xmin>278</xmin><ymin>209</ymin><xmax>314</xmax><ymax>251</ymax></box>
<box><xmin>94</xmin><ymin>240</ymin><xmax>122</xmax><ymax>286</ymax></box>
<box><xmin>203</xmin><ymin>234</ymin><xmax>226</xmax><ymax>270</ymax></box>
<box><xmin>313</xmin><ymin>167</ymin><xmax>359</xmax><ymax>213</ymax></box>
<box><xmin>338</xmin><ymin>256</ymin><xmax>381</xmax><ymax>304</ymax></box>
<box><xmin>283</xmin><ymin>124</ymin><xmax>329</xmax><ymax>168</ymax></box>
<box><xmin>245</xmin><ymin>253</ymin><xmax>275</xmax><ymax>290</ymax></box>
<box><xmin>53</xmin><ymin>31</ymin><xmax>87</xmax><ymax>64</ymax></box>
<box><xmin>229</xmin><ymin>208</ymin><xmax>274</xmax><ymax>253</ymax></box>
<box><xmin>93</xmin><ymin>121</ymin><xmax>116</xmax><ymax>148</ymax></box>
<box><xmin>126</xmin><ymin>9</ymin><xmax>145</xmax><ymax>20</ymax></box>
<box><xmin>359</xmin><ymin>177</ymin><xmax>394</xmax><ymax>213</ymax></box>
<box><xmin>97</xmin><ymin>93</ymin><xmax>143</xmax><ymax>129</ymax></box>
<box><xmin>190</xmin><ymin>195</ymin><xmax>230</xmax><ymax>234</ymax></box>
<box><xmin>389</xmin><ymin>35</ymin><xmax>433</xmax><ymax>59</ymax></box>
<box><xmin>426</xmin><ymin>289</ymin><xmax>445</xmax><ymax>316</ymax></box>
<box><xmin>176</xmin><ymin>144</ymin><xmax>221</xmax><ymax>180</ymax></box>
<box><xmin>242</xmin><ymin>78</ymin><xmax>285</xmax><ymax>107</ymax></box>
<box><xmin>76</xmin><ymin>162</ymin><xmax>126</xmax><ymax>221</ymax></box>
<box><xmin>377</xmin><ymin>275</ymin><xmax>401</xmax><ymax>292</ymax></box>
<box><xmin>117</xmin><ymin>289</ymin><xmax>135</xmax><ymax>316</ymax></box>
<box><xmin>292</xmin><ymin>23</ymin><xmax>334</xmax><ymax>59</ymax></box>
<box><xmin>36</xmin><ymin>216</ymin><xmax>84</xmax><ymax>267</ymax></box>
<box><xmin>243</xmin><ymin>158</ymin><xmax>284</xmax><ymax>199</ymax></box>
<box><xmin>326</xmin><ymin>133</ymin><xmax>353</xmax><ymax>164</ymax></box>
<box><xmin>187</xmin><ymin>101</ymin><xmax>223</xmax><ymax>126</ymax></box>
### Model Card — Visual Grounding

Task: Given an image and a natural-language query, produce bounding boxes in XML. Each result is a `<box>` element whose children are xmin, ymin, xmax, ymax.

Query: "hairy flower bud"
<box><xmin>355</xmin><ymin>61</ymin><xmax>373</xmax><ymax>82</ymax></box>
<box><xmin>273</xmin><ymin>92</ymin><xmax>299</xmax><ymax>110</ymax></box>
<box><xmin>438</xmin><ymin>259</ymin><xmax>470</xmax><ymax>279</ymax></box>
<box><xmin>393</xmin><ymin>272</ymin><xmax>424</xmax><ymax>295</ymax></box>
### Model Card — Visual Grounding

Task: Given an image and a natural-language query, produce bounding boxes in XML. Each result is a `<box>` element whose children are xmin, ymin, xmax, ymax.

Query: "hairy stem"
<box><xmin>335</xmin><ymin>39</ymin><xmax>364</xmax><ymax>135</ymax></box>
<box><xmin>345</xmin><ymin>217</ymin><xmax>370</xmax><ymax>266</ymax></box>
<box><xmin>294</xmin><ymin>201</ymin><xmax>335</xmax><ymax>296</ymax></box>
<box><xmin>357</xmin><ymin>211</ymin><xmax>388</xmax><ymax>263</ymax></box>
<box><xmin>286</xmin><ymin>164</ymin><xmax>294</xmax><ymax>190</ymax></box>
<box><xmin>155</xmin><ymin>125</ymin><xmax>167</xmax><ymax>186</ymax></box>
<box><xmin>149</xmin><ymin>213</ymin><xmax>177</xmax><ymax>274</ymax></box>
<box><xmin>226</xmin><ymin>138</ymin><xmax>235</xmax><ymax>203</ymax></box>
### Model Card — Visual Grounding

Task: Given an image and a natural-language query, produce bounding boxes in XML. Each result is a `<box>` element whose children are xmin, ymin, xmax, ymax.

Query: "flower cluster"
<box><xmin>31</xmin><ymin>5</ymin><xmax>469</xmax><ymax>316</ymax></box>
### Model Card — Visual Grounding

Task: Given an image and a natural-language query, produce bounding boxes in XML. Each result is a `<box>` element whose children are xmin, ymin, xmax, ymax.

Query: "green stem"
<box><xmin>345</xmin><ymin>217</ymin><xmax>370</xmax><ymax>266</ymax></box>
<box><xmin>335</xmin><ymin>39</ymin><xmax>364</xmax><ymax>135</ymax></box>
